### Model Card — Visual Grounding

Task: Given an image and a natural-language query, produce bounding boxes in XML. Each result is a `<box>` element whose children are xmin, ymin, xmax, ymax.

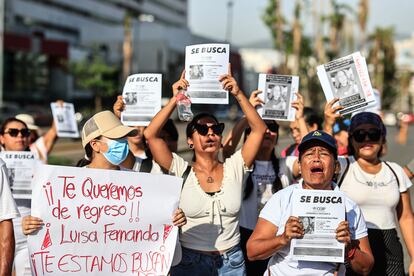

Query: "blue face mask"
<box><xmin>102</xmin><ymin>138</ymin><xmax>129</xmax><ymax>165</ymax></box>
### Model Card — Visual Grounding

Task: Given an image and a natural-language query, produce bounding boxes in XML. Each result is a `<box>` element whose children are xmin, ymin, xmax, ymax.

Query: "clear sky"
<box><xmin>188</xmin><ymin>0</ymin><xmax>414</xmax><ymax>46</ymax></box>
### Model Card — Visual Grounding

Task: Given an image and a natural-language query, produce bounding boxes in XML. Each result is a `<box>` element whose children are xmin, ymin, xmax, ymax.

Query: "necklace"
<box><xmin>193</xmin><ymin>163</ymin><xmax>219</xmax><ymax>184</ymax></box>
<box><xmin>353</xmin><ymin>163</ymin><xmax>391</xmax><ymax>189</ymax></box>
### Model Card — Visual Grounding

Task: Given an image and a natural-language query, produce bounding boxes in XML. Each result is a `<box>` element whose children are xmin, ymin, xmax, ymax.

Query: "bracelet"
<box><xmin>347</xmin><ymin>247</ymin><xmax>357</xmax><ymax>260</ymax></box>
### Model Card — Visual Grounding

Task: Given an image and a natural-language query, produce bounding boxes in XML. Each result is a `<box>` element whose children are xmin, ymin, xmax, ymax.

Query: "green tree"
<box><xmin>70</xmin><ymin>52</ymin><xmax>118</xmax><ymax>111</ymax></box>
<box><xmin>321</xmin><ymin>0</ymin><xmax>353</xmax><ymax>59</ymax></box>
<box><xmin>368</xmin><ymin>27</ymin><xmax>396</xmax><ymax>109</ymax></box>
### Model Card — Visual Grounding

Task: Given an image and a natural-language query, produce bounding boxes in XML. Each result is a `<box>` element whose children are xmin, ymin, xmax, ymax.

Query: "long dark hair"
<box><xmin>243</xmin><ymin>148</ymin><xmax>282</xmax><ymax>200</ymax></box>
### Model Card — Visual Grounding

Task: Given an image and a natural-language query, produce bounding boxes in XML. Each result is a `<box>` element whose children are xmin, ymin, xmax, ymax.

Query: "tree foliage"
<box><xmin>70</xmin><ymin>52</ymin><xmax>118</xmax><ymax>111</ymax></box>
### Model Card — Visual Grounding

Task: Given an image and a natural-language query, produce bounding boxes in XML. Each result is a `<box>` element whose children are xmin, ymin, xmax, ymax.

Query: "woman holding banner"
<box><xmin>21</xmin><ymin>111</ymin><xmax>187</xmax><ymax>267</ymax></box>
<box><xmin>144</xmin><ymin>67</ymin><xmax>267</xmax><ymax>275</ymax></box>
<box><xmin>247</xmin><ymin>130</ymin><xmax>374</xmax><ymax>275</ymax></box>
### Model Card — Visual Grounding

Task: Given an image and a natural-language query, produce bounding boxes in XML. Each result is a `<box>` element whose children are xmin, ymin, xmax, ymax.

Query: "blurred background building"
<box><xmin>2</xmin><ymin>0</ymin><xmax>243</xmax><ymax>120</ymax></box>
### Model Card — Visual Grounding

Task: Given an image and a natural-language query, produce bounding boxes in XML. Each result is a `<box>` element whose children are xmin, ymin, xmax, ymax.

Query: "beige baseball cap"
<box><xmin>16</xmin><ymin>114</ymin><xmax>39</xmax><ymax>130</ymax></box>
<box><xmin>81</xmin><ymin>110</ymin><xmax>138</xmax><ymax>148</ymax></box>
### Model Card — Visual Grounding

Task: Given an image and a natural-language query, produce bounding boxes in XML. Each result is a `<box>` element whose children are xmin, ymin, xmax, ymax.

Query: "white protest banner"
<box><xmin>28</xmin><ymin>165</ymin><xmax>182</xmax><ymax>276</ymax></box>
<box><xmin>0</xmin><ymin>151</ymin><xmax>37</xmax><ymax>199</ymax></box>
<box><xmin>290</xmin><ymin>189</ymin><xmax>345</xmax><ymax>263</ymax></box>
<box><xmin>317</xmin><ymin>52</ymin><xmax>376</xmax><ymax>115</ymax></box>
<box><xmin>257</xmin><ymin>74</ymin><xmax>298</xmax><ymax>121</ymax></box>
<box><xmin>51</xmin><ymin>102</ymin><xmax>80</xmax><ymax>138</ymax></box>
<box><xmin>121</xmin><ymin>74</ymin><xmax>162</xmax><ymax>126</ymax></box>
<box><xmin>185</xmin><ymin>43</ymin><xmax>230</xmax><ymax>104</ymax></box>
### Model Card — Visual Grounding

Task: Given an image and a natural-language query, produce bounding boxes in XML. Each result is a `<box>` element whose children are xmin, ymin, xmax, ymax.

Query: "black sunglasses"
<box><xmin>266</xmin><ymin>122</ymin><xmax>279</xmax><ymax>133</ymax></box>
<box><xmin>4</xmin><ymin>128</ymin><xmax>31</xmax><ymax>138</ymax></box>
<box><xmin>352</xmin><ymin>128</ymin><xmax>381</xmax><ymax>143</ymax></box>
<box><xmin>193</xmin><ymin>123</ymin><xmax>225</xmax><ymax>136</ymax></box>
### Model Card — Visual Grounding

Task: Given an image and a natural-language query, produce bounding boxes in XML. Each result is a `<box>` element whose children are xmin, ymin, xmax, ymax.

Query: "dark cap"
<box><xmin>349</xmin><ymin>112</ymin><xmax>386</xmax><ymax>137</ymax></box>
<box><xmin>298</xmin><ymin>130</ymin><xmax>338</xmax><ymax>158</ymax></box>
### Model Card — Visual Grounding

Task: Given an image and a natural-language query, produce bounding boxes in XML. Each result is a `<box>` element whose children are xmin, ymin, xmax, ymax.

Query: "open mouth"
<box><xmin>310</xmin><ymin>166</ymin><xmax>324</xmax><ymax>173</ymax></box>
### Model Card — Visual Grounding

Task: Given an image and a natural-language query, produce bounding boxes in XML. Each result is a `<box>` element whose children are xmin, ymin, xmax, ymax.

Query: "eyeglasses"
<box><xmin>193</xmin><ymin>123</ymin><xmax>225</xmax><ymax>136</ymax></box>
<box><xmin>352</xmin><ymin>128</ymin><xmax>381</xmax><ymax>143</ymax></box>
<box><xmin>3</xmin><ymin>128</ymin><xmax>31</xmax><ymax>138</ymax></box>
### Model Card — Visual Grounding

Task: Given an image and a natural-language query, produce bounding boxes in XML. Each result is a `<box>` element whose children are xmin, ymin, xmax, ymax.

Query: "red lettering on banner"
<box><xmin>60</xmin><ymin>176</ymin><xmax>76</xmax><ymax>199</ymax></box>
<box><xmin>103</xmin><ymin>223</ymin><xmax>159</xmax><ymax>243</ymax></box>
<box><xmin>60</xmin><ymin>224</ymin><xmax>99</xmax><ymax>244</ymax></box>
<box><xmin>57</xmin><ymin>253</ymin><xmax>128</xmax><ymax>273</ymax></box>
<box><xmin>76</xmin><ymin>204</ymin><xmax>127</xmax><ymax>224</ymax></box>
<box><xmin>51</xmin><ymin>199</ymin><xmax>71</xmax><ymax>220</ymax></box>
<box><xmin>82</xmin><ymin>177</ymin><xmax>143</xmax><ymax>202</ymax></box>
<box><xmin>131</xmin><ymin>251</ymin><xmax>170</xmax><ymax>274</ymax></box>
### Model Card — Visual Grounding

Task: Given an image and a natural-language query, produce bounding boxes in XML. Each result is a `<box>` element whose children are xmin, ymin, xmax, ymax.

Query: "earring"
<box><xmin>189</xmin><ymin>144</ymin><xmax>194</xmax><ymax>149</ymax></box>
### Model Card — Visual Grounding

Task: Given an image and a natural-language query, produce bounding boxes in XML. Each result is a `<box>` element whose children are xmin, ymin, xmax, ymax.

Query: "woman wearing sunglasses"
<box><xmin>144</xmin><ymin>69</ymin><xmax>267</xmax><ymax>275</ymax></box>
<box><xmin>0</xmin><ymin>117</ymin><xmax>39</xmax><ymax>276</ymax></box>
<box><xmin>325</xmin><ymin>103</ymin><xmax>414</xmax><ymax>276</ymax></box>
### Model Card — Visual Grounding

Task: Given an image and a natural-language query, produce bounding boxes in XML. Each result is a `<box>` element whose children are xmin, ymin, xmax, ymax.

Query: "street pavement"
<box><xmin>50</xmin><ymin>121</ymin><xmax>414</xmax><ymax>272</ymax></box>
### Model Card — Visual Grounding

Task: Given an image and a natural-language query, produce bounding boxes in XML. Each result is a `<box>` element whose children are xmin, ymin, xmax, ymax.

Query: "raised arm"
<box><xmin>144</xmin><ymin>71</ymin><xmax>188</xmax><ymax>171</ymax></box>
<box><xmin>41</xmin><ymin>100</ymin><xmax>65</xmax><ymax>155</ymax></box>
<box><xmin>0</xmin><ymin>220</ymin><xmax>14</xmax><ymax>276</ymax></box>
<box><xmin>291</xmin><ymin>93</ymin><xmax>309</xmax><ymax>140</ymax></box>
<box><xmin>219</xmin><ymin>66</ymin><xmax>266</xmax><ymax>168</ymax></box>
<box><xmin>323</xmin><ymin>98</ymin><xmax>343</xmax><ymax>135</ymax></box>
<box><xmin>222</xmin><ymin>90</ymin><xmax>263</xmax><ymax>159</ymax></box>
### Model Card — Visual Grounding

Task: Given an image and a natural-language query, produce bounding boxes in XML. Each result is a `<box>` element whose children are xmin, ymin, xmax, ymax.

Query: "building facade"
<box><xmin>3</xmin><ymin>0</ymin><xmax>192</xmax><ymax>106</ymax></box>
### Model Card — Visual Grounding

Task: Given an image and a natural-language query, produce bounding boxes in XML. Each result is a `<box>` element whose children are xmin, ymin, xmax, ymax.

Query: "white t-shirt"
<box><xmin>0</xmin><ymin>158</ymin><xmax>19</xmax><ymax>221</ymax></box>
<box><xmin>170</xmin><ymin>149</ymin><xmax>250</xmax><ymax>251</ymax></box>
<box><xmin>30</xmin><ymin>137</ymin><xmax>47</xmax><ymax>164</ymax></box>
<box><xmin>260</xmin><ymin>182</ymin><xmax>367</xmax><ymax>276</ymax></box>
<box><xmin>239</xmin><ymin>157</ymin><xmax>296</xmax><ymax>230</ymax></box>
<box><xmin>338</xmin><ymin>156</ymin><xmax>412</xmax><ymax>229</ymax></box>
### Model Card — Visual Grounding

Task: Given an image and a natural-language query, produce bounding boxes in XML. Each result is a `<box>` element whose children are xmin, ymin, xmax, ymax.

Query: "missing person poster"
<box><xmin>185</xmin><ymin>43</ymin><xmax>230</xmax><ymax>104</ymax></box>
<box><xmin>289</xmin><ymin>189</ymin><xmax>345</xmax><ymax>263</ymax></box>
<box><xmin>28</xmin><ymin>165</ymin><xmax>182</xmax><ymax>275</ymax></box>
<box><xmin>317</xmin><ymin>52</ymin><xmax>376</xmax><ymax>115</ymax></box>
<box><xmin>0</xmin><ymin>151</ymin><xmax>38</xmax><ymax>199</ymax></box>
<box><xmin>121</xmin><ymin>73</ymin><xmax>162</xmax><ymax>126</ymax></box>
<box><xmin>51</xmin><ymin>102</ymin><xmax>80</xmax><ymax>138</ymax></box>
<box><xmin>257</xmin><ymin>74</ymin><xmax>298</xmax><ymax>121</ymax></box>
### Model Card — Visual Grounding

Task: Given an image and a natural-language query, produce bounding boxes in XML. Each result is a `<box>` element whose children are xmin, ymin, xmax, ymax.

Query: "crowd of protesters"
<box><xmin>0</xmin><ymin>65</ymin><xmax>413</xmax><ymax>276</ymax></box>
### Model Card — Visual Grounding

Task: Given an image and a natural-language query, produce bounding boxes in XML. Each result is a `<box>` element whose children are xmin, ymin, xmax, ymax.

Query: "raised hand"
<box><xmin>249</xmin><ymin>90</ymin><xmax>264</xmax><ymax>108</ymax></box>
<box><xmin>172</xmin><ymin>70</ymin><xmax>189</xmax><ymax>97</ymax></box>
<box><xmin>291</xmin><ymin>92</ymin><xmax>305</xmax><ymax>120</ymax></box>
<box><xmin>219</xmin><ymin>64</ymin><xmax>241</xmax><ymax>97</ymax></box>
<box><xmin>113</xmin><ymin>95</ymin><xmax>125</xmax><ymax>118</ymax></box>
